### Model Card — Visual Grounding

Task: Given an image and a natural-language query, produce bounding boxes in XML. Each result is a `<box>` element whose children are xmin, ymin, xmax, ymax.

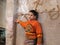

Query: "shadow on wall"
<box><xmin>0</xmin><ymin>27</ymin><xmax>5</xmax><ymax>45</ymax></box>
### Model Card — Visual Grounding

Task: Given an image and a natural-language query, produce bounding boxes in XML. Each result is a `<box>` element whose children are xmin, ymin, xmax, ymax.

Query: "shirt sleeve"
<box><xmin>35</xmin><ymin>22</ymin><xmax>42</xmax><ymax>38</ymax></box>
<box><xmin>16</xmin><ymin>19</ymin><xmax>27</xmax><ymax>28</ymax></box>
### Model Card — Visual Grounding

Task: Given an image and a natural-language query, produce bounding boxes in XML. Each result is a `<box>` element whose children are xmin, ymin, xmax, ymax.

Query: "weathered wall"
<box><xmin>6</xmin><ymin>0</ymin><xmax>15</xmax><ymax>45</ymax></box>
<box><xmin>16</xmin><ymin>0</ymin><xmax>60</xmax><ymax>45</ymax></box>
<box><xmin>0</xmin><ymin>0</ymin><xmax>6</xmax><ymax>28</ymax></box>
<box><xmin>4</xmin><ymin>0</ymin><xmax>60</xmax><ymax>45</ymax></box>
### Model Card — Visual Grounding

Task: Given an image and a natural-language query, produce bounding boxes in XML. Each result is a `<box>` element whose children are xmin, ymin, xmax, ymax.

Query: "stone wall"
<box><xmin>16</xmin><ymin>0</ymin><xmax>60</xmax><ymax>45</ymax></box>
<box><xmin>0</xmin><ymin>0</ymin><xmax>6</xmax><ymax>28</ymax></box>
<box><xmin>5</xmin><ymin>0</ymin><xmax>60</xmax><ymax>45</ymax></box>
<box><xmin>6</xmin><ymin>0</ymin><xmax>15</xmax><ymax>45</ymax></box>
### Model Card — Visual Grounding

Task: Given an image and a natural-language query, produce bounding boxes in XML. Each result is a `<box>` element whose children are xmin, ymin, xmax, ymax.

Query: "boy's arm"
<box><xmin>35</xmin><ymin>22</ymin><xmax>43</xmax><ymax>45</ymax></box>
<box><xmin>16</xmin><ymin>19</ymin><xmax>27</xmax><ymax>28</ymax></box>
<box><xmin>37</xmin><ymin>37</ymin><xmax>42</xmax><ymax>45</ymax></box>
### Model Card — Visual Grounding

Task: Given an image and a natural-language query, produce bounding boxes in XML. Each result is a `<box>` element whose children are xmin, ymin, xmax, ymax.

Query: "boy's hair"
<box><xmin>29</xmin><ymin>10</ymin><xmax>39</xmax><ymax>20</ymax></box>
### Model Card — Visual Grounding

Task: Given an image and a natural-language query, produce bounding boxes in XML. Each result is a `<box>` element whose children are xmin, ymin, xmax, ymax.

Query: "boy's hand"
<box><xmin>37</xmin><ymin>44</ymin><xmax>42</xmax><ymax>45</ymax></box>
<box><xmin>15</xmin><ymin>19</ymin><xmax>20</xmax><ymax>23</ymax></box>
<box><xmin>37</xmin><ymin>44</ymin><xmax>40</xmax><ymax>45</ymax></box>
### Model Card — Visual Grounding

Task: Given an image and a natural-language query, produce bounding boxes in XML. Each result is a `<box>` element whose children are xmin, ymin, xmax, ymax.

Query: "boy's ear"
<box><xmin>35</xmin><ymin>16</ymin><xmax>36</xmax><ymax>19</ymax></box>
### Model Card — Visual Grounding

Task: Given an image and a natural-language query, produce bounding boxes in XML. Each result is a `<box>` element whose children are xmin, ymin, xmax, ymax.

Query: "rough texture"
<box><xmin>5</xmin><ymin>0</ymin><xmax>60</xmax><ymax>45</ymax></box>
<box><xmin>16</xmin><ymin>0</ymin><xmax>60</xmax><ymax>45</ymax></box>
<box><xmin>6</xmin><ymin>0</ymin><xmax>14</xmax><ymax>45</ymax></box>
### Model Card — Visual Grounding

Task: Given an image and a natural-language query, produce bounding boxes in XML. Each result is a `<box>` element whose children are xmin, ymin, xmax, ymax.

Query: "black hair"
<box><xmin>29</xmin><ymin>10</ymin><xmax>39</xmax><ymax>20</ymax></box>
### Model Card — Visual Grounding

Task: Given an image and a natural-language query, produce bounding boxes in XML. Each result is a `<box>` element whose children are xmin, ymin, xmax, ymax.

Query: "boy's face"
<box><xmin>28</xmin><ymin>12</ymin><xmax>36</xmax><ymax>20</ymax></box>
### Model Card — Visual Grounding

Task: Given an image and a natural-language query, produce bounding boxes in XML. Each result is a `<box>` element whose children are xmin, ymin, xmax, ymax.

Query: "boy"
<box><xmin>16</xmin><ymin>10</ymin><xmax>43</xmax><ymax>45</ymax></box>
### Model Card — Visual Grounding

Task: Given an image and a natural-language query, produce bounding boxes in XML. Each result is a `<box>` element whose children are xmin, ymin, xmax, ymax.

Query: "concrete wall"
<box><xmin>0</xmin><ymin>0</ymin><xmax>6</xmax><ymax>28</ymax></box>
<box><xmin>6</xmin><ymin>0</ymin><xmax>15</xmax><ymax>45</ymax></box>
<box><xmin>16</xmin><ymin>0</ymin><xmax>60</xmax><ymax>45</ymax></box>
<box><xmin>1</xmin><ymin>0</ymin><xmax>60</xmax><ymax>45</ymax></box>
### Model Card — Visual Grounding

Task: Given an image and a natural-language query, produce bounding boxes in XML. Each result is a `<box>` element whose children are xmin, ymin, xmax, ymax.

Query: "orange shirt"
<box><xmin>17</xmin><ymin>20</ymin><xmax>42</xmax><ymax>39</ymax></box>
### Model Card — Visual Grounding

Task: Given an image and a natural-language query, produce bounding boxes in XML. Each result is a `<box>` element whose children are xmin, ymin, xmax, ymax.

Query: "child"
<box><xmin>16</xmin><ymin>10</ymin><xmax>43</xmax><ymax>45</ymax></box>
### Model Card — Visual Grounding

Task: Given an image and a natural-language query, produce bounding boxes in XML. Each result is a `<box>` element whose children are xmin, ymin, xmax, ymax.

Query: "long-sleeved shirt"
<box><xmin>17</xmin><ymin>19</ymin><xmax>42</xmax><ymax>39</ymax></box>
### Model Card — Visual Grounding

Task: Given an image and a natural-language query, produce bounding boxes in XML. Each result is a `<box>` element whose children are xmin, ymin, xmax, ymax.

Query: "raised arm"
<box><xmin>16</xmin><ymin>19</ymin><xmax>27</xmax><ymax>28</ymax></box>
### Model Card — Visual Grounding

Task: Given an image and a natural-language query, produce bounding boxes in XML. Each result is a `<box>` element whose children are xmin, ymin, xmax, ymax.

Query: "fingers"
<box><xmin>15</xmin><ymin>19</ymin><xmax>20</xmax><ymax>23</ymax></box>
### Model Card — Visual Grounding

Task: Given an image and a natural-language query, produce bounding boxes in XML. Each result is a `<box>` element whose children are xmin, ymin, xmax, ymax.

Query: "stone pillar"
<box><xmin>6</xmin><ymin>0</ymin><xmax>15</xmax><ymax>45</ymax></box>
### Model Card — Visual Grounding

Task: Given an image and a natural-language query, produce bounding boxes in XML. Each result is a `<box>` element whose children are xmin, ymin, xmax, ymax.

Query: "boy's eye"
<box><xmin>31</xmin><ymin>14</ymin><xmax>34</xmax><ymax>16</ymax></box>
<box><xmin>31</xmin><ymin>15</ymin><xmax>32</xmax><ymax>16</ymax></box>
